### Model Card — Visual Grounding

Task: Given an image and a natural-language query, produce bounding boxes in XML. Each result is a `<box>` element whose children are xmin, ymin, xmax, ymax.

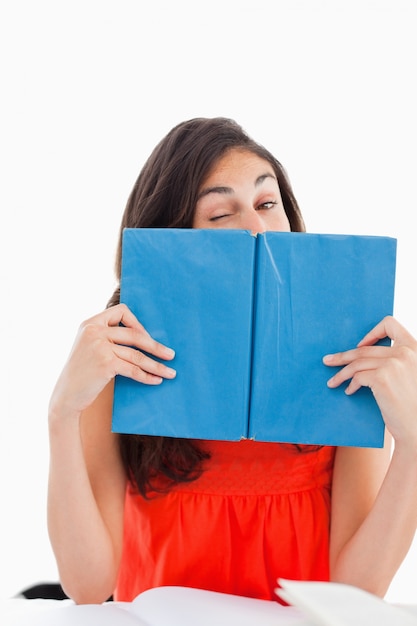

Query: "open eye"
<box><xmin>257</xmin><ymin>200</ymin><xmax>278</xmax><ymax>210</ymax></box>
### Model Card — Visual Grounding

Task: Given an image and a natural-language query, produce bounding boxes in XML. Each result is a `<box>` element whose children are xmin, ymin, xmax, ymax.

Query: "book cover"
<box><xmin>112</xmin><ymin>228</ymin><xmax>397</xmax><ymax>447</ymax></box>
<box><xmin>277</xmin><ymin>579</ymin><xmax>417</xmax><ymax>626</ymax></box>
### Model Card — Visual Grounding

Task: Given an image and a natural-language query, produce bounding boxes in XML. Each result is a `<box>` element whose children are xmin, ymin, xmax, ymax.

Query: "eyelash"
<box><xmin>209</xmin><ymin>201</ymin><xmax>278</xmax><ymax>221</ymax></box>
<box><xmin>209</xmin><ymin>215</ymin><xmax>229</xmax><ymax>222</ymax></box>
<box><xmin>258</xmin><ymin>201</ymin><xmax>278</xmax><ymax>210</ymax></box>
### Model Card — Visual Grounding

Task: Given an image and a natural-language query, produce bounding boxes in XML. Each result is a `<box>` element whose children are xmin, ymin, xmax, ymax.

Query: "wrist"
<box><xmin>48</xmin><ymin>398</ymin><xmax>82</xmax><ymax>432</ymax></box>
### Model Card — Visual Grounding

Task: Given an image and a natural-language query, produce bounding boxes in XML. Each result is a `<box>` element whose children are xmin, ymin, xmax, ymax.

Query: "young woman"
<box><xmin>47</xmin><ymin>117</ymin><xmax>417</xmax><ymax>605</ymax></box>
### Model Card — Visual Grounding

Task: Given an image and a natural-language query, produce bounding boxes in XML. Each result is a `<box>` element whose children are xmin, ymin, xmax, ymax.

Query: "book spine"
<box><xmin>246</xmin><ymin>235</ymin><xmax>261</xmax><ymax>439</ymax></box>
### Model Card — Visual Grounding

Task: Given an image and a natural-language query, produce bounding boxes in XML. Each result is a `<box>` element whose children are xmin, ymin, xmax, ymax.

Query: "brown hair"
<box><xmin>108</xmin><ymin>117</ymin><xmax>306</xmax><ymax>497</ymax></box>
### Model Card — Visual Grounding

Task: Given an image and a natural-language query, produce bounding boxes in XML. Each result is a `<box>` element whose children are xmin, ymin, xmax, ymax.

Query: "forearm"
<box><xmin>331</xmin><ymin>442</ymin><xmax>417</xmax><ymax>596</ymax></box>
<box><xmin>47</xmin><ymin>412</ymin><xmax>121</xmax><ymax>604</ymax></box>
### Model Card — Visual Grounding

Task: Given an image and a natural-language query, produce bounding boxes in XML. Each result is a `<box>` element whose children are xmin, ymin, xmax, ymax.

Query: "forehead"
<box><xmin>202</xmin><ymin>149</ymin><xmax>276</xmax><ymax>186</ymax></box>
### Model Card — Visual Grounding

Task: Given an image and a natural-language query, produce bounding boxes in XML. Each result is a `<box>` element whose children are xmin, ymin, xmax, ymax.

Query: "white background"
<box><xmin>1</xmin><ymin>0</ymin><xmax>416</xmax><ymax>604</ymax></box>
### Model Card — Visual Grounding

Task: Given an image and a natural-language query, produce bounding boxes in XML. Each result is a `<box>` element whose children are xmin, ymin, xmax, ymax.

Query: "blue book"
<box><xmin>112</xmin><ymin>229</ymin><xmax>397</xmax><ymax>447</ymax></box>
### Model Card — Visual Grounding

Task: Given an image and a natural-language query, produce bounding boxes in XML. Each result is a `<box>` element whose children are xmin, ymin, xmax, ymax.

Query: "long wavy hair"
<box><xmin>108</xmin><ymin>117</ymin><xmax>306</xmax><ymax>497</ymax></box>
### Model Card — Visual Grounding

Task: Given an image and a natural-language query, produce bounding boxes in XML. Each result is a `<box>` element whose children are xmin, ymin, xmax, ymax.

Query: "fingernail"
<box><xmin>165</xmin><ymin>347</ymin><xmax>175</xmax><ymax>358</ymax></box>
<box><xmin>323</xmin><ymin>354</ymin><xmax>334</xmax><ymax>364</ymax></box>
<box><xmin>166</xmin><ymin>367</ymin><xmax>177</xmax><ymax>378</ymax></box>
<box><xmin>327</xmin><ymin>377</ymin><xmax>335</xmax><ymax>387</ymax></box>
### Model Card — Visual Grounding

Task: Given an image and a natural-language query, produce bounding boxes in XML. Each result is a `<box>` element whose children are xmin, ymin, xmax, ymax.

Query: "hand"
<box><xmin>323</xmin><ymin>316</ymin><xmax>417</xmax><ymax>445</ymax></box>
<box><xmin>49</xmin><ymin>304</ymin><xmax>176</xmax><ymax>419</ymax></box>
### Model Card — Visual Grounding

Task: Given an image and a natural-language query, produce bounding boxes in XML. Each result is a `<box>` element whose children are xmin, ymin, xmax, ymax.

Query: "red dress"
<box><xmin>114</xmin><ymin>439</ymin><xmax>336</xmax><ymax>602</ymax></box>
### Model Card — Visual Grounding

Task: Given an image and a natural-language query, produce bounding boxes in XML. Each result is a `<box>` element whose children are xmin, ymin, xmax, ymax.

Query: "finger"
<box><xmin>344</xmin><ymin>370</ymin><xmax>377</xmax><ymax>395</ymax></box>
<box><xmin>357</xmin><ymin>316</ymin><xmax>414</xmax><ymax>348</ymax></box>
<box><xmin>326</xmin><ymin>357</ymin><xmax>389</xmax><ymax>388</ymax></box>
<box><xmin>108</xmin><ymin>325</ymin><xmax>175</xmax><ymax>361</ymax></box>
<box><xmin>86</xmin><ymin>303</ymin><xmax>149</xmax><ymax>334</ymax></box>
<box><xmin>114</xmin><ymin>344</ymin><xmax>177</xmax><ymax>382</ymax></box>
<box><xmin>323</xmin><ymin>345</ymin><xmax>389</xmax><ymax>367</ymax></box>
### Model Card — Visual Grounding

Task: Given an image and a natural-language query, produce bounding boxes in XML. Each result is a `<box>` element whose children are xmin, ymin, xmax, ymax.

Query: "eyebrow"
<box><xmin>197</xmin><ymin>173</ymin><xmax>276</xmax><ymax>200</ymax></box>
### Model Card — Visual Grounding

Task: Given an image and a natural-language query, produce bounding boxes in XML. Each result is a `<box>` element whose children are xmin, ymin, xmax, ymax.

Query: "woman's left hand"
<box><xmin>323</xmin><ymin>316</ymin><xmax>417</xmax><ymax>446</ymax></box>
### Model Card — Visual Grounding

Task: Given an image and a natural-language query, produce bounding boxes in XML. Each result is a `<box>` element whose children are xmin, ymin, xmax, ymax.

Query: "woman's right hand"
<box><xmin>49</xmin><ymin>303</ymin><xmax>176</xmax><ymax>421</ymax></box>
